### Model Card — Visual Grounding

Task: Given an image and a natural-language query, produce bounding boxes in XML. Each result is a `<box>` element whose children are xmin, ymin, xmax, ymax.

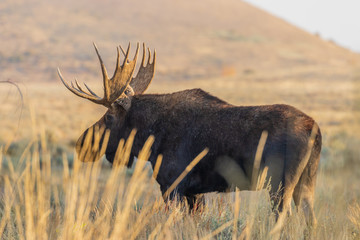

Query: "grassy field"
<box><xmin>1</xmin><ymin>0</ymin><xmax>360</xmax><ymax>238</ymax></box>
<box><xmin>1</xmin><ymin>71</ymin><xmax>360</xmax><ymax>239</ymax></box>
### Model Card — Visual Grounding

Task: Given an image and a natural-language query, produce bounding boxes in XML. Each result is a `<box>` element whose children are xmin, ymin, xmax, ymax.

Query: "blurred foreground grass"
<box><xmin>0</xmin><ymin>123</ymin><xmax>359</xmax><ymax>239</ymax></box>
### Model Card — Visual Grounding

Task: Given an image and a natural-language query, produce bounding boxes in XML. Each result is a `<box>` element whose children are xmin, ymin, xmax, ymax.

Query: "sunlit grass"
<box><xmin>0</xmin><ymin>75</ymin><xmax>359</xmax><ymax>239</ymax></box>
<box><xmin>1</xmin><ymin>122</ymin><xmax>359</xmax><ymax>239</ymax></box>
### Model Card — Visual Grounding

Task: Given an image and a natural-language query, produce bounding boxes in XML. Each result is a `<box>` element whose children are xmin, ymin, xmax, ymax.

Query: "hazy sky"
<box><xmin>244</xmin><ymin>0</ymin><xmax>360</xmax><ymax>53</ymax></box>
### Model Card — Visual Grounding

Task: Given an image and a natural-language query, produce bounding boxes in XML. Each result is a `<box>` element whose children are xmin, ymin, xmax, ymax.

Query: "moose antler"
<box><xmin>58</xmin><ymin>43</ymin><xmax>156</xmax><ymax>108</ymax></box>
<box><xmin>119</xmin><ymin>43</ymin><xmax>156</xmax><ymax>94</ymax></box>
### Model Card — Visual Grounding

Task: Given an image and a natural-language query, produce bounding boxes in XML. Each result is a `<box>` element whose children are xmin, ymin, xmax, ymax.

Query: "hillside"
<box><xmin>1</xmin><ymin>0</ymin><xmax>359</xmax><ymax>145</ymax></box>
<box><xmin>1</xmin><ymin>0</ymin><xmax>359</xmax><ymax>83</ymax></box>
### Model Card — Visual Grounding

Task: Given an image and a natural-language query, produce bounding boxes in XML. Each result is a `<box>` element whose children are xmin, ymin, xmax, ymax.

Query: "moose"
<box><xmin>58</xmin><ymin>43</ymin><xmax>321</xmax><ymax>232</ymax></box>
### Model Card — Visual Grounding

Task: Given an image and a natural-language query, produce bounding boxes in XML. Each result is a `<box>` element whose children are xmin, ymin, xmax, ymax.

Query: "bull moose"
<box><xmin>58</xmin><ymin>43</ymin><xmax>321</xmax><ymax>232</ymax></box>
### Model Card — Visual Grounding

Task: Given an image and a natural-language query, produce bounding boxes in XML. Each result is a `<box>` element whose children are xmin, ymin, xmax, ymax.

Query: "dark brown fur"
<box><xmin>79</xmin><ymin>88</ymin><xmax>321</xmax><ymax>227</ymax></box>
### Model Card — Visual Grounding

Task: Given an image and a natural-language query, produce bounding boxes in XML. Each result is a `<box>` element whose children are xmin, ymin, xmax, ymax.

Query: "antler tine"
<box><xmin>58</xmin><ymin>68</ymin><xmax>102</xmax><ymax>102</ymax></box>
<box><xmin>123</xmin><ymin>43</ymin><xmax>131</xmax><ymax>66</ymax></box>
<box><xmin>112</xmin><ymin>47</ymin><xmax>122</xmax><ymax>81</ymax></box>
<box><xmin>140</xmin><ymin>43</ymin><xmax>146</xmax><ymax>67</ymax></box>
<box><xmin>74</xmin><ymin>78</ymin><xmax>86</xmax><ymax>93</ymax></box>
<box><xmin>120</xmin><ymin>43</ymin><xmax>145</xmax><ymax>65</ymax></box>
<box><xmin>116</xmin><ymin>47</ymin><xmax>121</xmax><ymax>69</ymax></box>
<box><xmin>129</xmin><ymin>43</ymin><xmax>156</xmax><ymax>94</ymax></box>
<box><xmin>84</xmin><ymin>82</ymin><xmax>100</xmax><ymax>98</ymax></box>
<box><xmin>153</xmin><ymin>49</ymin><xmax>156</xmax><ymax>65</ymax></box>
<box><xmin>147</xmin><ymin>47</ymin><xmax>152</xmax><ymax>64</ymax></box>
<box><xmin>119</xmin><ymin>43</ymin><xmax>140</xmax><ymax>64</ymax></box>
<box><xmin>119</xmin><ymin>45</ymin><xmax>127</xmax><ymax>60</ymax></box>
<box><xmin>119</xmin><ymin>45</ymin><xmax>131</xmax><ymax>64</ymax></box>
<box><xmin>93</xmin><ymin>43</ymin><xmax>110</xmax><ymax>81</ymax></box>
<box><xmin>113</xmin><ymin>42</ymin><xmax>138</xmax><ymax>77</ymax></box>
<box><xmin>73</xmin><ymin>78</ymin><xmax>100</xmax><ymax>99</ymax></box>
<box><xmin>133</xmin><ymin>42</ymin><xmax>140</xmax><ymax>61</ymax></box>
<box><xmin>93</xmin><ymin>43</ymin><xmax>110</xmax><ymax>102</ymax></box>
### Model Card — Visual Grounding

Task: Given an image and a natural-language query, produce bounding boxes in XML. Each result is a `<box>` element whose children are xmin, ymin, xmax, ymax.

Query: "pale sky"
<box><xmin>243</xmin><ymin>0</ymin><xmax>360</xmax><ymax>53</ymax></box>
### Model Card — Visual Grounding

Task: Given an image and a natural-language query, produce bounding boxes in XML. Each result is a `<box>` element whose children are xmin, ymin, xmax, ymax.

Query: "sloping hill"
<box><xmin>1</xmin><ymin>0</ymin><xmax>359</xmax><ymax>82</ymax></box>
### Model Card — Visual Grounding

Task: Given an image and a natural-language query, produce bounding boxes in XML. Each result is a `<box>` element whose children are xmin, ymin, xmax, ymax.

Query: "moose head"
<box><xmin>58</xmin><ymin>43</ymin><xmax>156</xmax><ymax>163</ymax></box>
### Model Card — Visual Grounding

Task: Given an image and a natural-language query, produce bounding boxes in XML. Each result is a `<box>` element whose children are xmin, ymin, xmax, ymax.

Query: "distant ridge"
<box><xmin>1</xmin><ymin>0</ymin><xmax>359</xmax><ymax>82</ymax></box>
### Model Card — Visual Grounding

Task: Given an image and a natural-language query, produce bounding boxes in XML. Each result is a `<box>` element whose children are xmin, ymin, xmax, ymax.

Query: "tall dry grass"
<box><xmin>0</xmin><ymin>125</ymin><xmax>240</xmax><ymax>239</ymax></box>
<box><xmin>0</xmin><ymin>122</ymin><xmax>265</xmax><ymax>239</ymax></box>
<box><xmin>1</xmin><ymin>81</ymin><xmax>360</xmax><ymax>239</ymax></box>
<box><xmin>1</xmin><ymin>124</ymin><xmax>359</xmax><ymax>240</ymax></box>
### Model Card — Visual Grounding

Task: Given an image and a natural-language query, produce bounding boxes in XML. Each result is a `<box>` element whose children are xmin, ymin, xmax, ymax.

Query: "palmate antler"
<box><xmin>58</xmin><ymin>43</ymin><xmax>156</xmax><ymax>108</ymax></box>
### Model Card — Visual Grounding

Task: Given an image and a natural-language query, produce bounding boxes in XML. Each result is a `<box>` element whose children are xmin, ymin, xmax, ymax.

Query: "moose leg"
<box><xmin>185</xmin><ymin>194</ymin><xmax>205</xmax><ymax>211</ymax></box>
<box><xmin>264</xmin><ymin>154</ymin><xmax>286</xmax><ymax>214</ymax></box>
<box><xmin>293</xmin><ymin>168</ymin><xmax>317</xmax><ymax>228</ymax></box>
<box><xmin>269</xmin><ymin>181</ymin><xmax>296</xmax><ymax>236</ymax></box>
<box><xmin>160</xmin><ymin>185</ymin><xmax>181</xmax><ymax>211</ymax></box>
<box><xmin>293</xmin><ymin>139</ymin><xmax>320</xmax><ymax>231</ymax></box>
<box><xmin>268</xmin><ymin>157</ymin><xmax>301</xmax><ymax>235</ymax></box>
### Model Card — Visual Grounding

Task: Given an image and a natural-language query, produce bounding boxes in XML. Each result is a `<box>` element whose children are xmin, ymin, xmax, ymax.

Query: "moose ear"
<box><xmin>113</xmin><ymin>86</ymin><xmax>134</xmax><ymax>111</ymax></box>
<box><xmin>115</xmin><ymin>96</ymin><xmax>132</xmax><ymax>111</ymax></box>
<box><xmin>129</xmin><ymin>43</ymin><xmax>156</xmax><ymax>94</ymax></box>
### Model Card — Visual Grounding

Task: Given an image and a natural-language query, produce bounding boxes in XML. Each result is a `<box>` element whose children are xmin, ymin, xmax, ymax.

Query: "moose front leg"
<box><xmin>159</xmin><ymin>184</ymin><xmax>184</xmax><ymax>212</ymax></box>
<box><xmin>156</xmin><ymin>148</ymin><xmax>205</xmax><ymax>210</ymax></box>
<box><xmin>185</xmin><ymin>194</ymin><xmax>205</xmax><ymax>211</ymax></box>
<box><xmin>160</xmin><ymin>186</ymin><xmax>204</xmax><ymax>211</ymax></box>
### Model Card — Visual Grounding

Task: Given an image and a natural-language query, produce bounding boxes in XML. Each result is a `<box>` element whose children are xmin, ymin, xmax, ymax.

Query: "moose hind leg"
<box><xmin>293</xmin><ymin>166</ymin><xmax>317</xmax><ymax>228</ymax></box>
<box><xmin>269</xmin><ymin>159</ymin><xmax>301</xmax><ymax>235</ymax></box>
<box><xmin>269</xmin><ymin>182</ymin><xmax>295</xmax><ymax>235</ymax></box>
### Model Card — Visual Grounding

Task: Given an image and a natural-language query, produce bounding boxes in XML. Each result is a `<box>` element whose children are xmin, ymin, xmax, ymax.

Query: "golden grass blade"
<box><xmin>15</xmin><ymin>205</ymin><xmax>25</xmax><ymax>240</ymax></box>
<box><xmin>81</xmin><ymin>160</ymin><xmax>103</xmax><ymax>219</ymax></box>
<box><xmin>24</xmin><ymin>164</ymin><xmax>35</xmax><ymax>240</ymax></box>
<box><xmin>233</xmin><ymin>187</ymin><xmax>241</xmax><ymax>239</ymax></box>
<box><xmin>7</xmin><ymin>157</ymin><xmax>15</xmax><ymax>180</ymax></box>
<box><xmin>3</xmin><ymin>135</ymin><xmax>16</xmax><ymax>155</ymax></box>
<box><xmin>152</xmin><ymin>154</ymin><xmax>163</xmax><ymax>180</ymax></box>
<box><xmin>163</xmin><ymin>148</ymin><xmax>209</xmax><ymax>199</ymax></box>
<box><xmin>256</xmin><ymin>166</ymin><xmax>269</xmax><ymax>191</ymax></box>
<box><xmin>16</xmin><ymin>138</ymin><xmax>35</xmax><ymax>170</ymax></box>
<box><xmin>0</xmin><ymin>176</ymin><xmax>14</xmax><ymax>237</ymax></box>
<box><xmin>148</xmin><ymin>223</ymin><xmax>162</xmax><ymax>240</ymax></box>
<box><xmin>78</xmin><ymin>125</ymin><xmax>93</xmax><ymax>161</ymax></box>
<box><xmin>16</xmin><ymin>173</ymin><xmax>25</xmax><ymax>204</ymax></box>
<box><xmin>127</xmin><ymin>154</ymin><xmax>164</xmax><ymax>240</ymax></box>
<box><xmin>200</xmin><ymin>219</ymin><xmax>234</xmax><ymax>240</ymax></box>
<box><xmin>62</xmin><ymin>152</ymin><xmax>69</xmax><ymax>181</ymax></box>
<box><xmin>157</xmin><ymin>210</ymin><xmax>179</xmax><ymax>239</ymax></box>
<box><xmin>348</xmin><ymin>202</ymin><xmax>360</xmax><ymax>231</ymax></box>
<box><xmin>29</xmin><ymin>102</ymin><xmax>38</xmax><ymax>141</ymax></box>
<box><xmin>251</xmin><ymin>130</ymin><xmax>268</xmax><ymax>191</ymax></box>
<box><xmin>0</xmin><ymin>146</ymin><xmax>2</xmax><ymax>173</ymax></box>
<box><xmin>113</xmin><ymin>129</ymin><xmax>136</xmax><ymax>167</ymax></box>
<box><xmin>98</xmin><ymin>128</ymin><xmax>111</xmax><ymax>158</ymax></box>
<box><xmin>128</xmin><ymin>203</ymin><xmax>154</xmax><ymax>240</ymax></box>
<box><xmin>109</xmin><ymin>135</ymin><xmax>155</xmax><ymax>239</ymax></box>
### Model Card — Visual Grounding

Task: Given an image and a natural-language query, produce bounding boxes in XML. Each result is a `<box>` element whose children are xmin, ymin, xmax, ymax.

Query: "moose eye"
<box><xmin>105</xmin><ymin>114</ymin><xmax>115</xmax><ymax>124</ymax></box>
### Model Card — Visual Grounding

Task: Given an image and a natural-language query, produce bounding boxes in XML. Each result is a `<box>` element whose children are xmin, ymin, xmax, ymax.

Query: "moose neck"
<box><xmin>121</xmin><ymin>93</ymin><xmax>171</xmax><ymax>161</ymax></box>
